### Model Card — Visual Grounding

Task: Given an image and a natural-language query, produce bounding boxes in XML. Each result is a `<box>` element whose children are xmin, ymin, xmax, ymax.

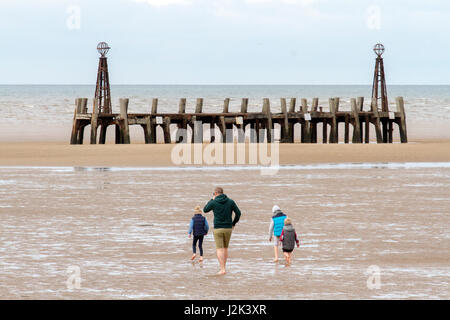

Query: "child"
<box><xmin>188</xmin><ymin>205</ymin><xmax>209</xmax><ymax>262</ymax></box>
<box><xmin>280</xmin><ymin>218</ymin><xmax>300</xmax><ymax>266</ymax></box>
<box><xmin>268</xmin><ymin>205</ymin><xmax>287</xmax><ymax>262</ymax></box>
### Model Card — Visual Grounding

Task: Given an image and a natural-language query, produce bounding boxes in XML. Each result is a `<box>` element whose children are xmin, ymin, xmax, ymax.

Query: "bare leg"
<box><xmin>223</xmin><ymin>248</ymin><xmax>228</xmax><ymax>270</ymax></box>
<box><xmin>273</xmin><ymin>246</ymin><xmax>279</xmax><ymax>262</ymax></box>
<box><xmin>216</xmin><ymin>248</ymin><xmax>226</xmax><ymax>275</ymax></box>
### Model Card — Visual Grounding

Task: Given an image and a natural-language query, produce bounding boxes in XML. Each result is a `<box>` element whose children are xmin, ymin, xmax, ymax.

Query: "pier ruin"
<box><xmin>70</xmin><ymin>43</ymin><xmax>407</xmax><ymax>145</ymax></box>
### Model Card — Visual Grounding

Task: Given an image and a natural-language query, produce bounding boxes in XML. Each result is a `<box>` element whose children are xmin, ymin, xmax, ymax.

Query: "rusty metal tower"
<box><xmin>94</xmin><ymin>42</ymin><xmax>112</xmax><ymax>114</ymax></box>
<box><xmin>371</xmin><ymin>43</ymin><xmax>389</xmax><ymax>112</ymax></box>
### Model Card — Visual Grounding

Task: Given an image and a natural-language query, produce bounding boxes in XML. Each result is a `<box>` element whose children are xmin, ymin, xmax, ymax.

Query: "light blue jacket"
<box><xmin>269</xmin><ymin>210</ymin><xmax>287</xmax><ymax>237</ymax></box>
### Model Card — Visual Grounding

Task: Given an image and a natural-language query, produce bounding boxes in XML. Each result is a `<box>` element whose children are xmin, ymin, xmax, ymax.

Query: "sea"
<box><xmin>0</xmin><ymin>85</ymin><xmax>449</xmax><ymax>141</ymax></box>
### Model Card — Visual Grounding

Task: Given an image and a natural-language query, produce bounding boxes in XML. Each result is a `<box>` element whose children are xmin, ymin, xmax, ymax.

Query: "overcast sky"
<box><xmin>0</xmin><ymin>0</ymin><xmax>449</xmax><ymax>84</ymax></box>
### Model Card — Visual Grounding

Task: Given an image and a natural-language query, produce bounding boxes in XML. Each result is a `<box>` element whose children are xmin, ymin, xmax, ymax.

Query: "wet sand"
<box><xmin>0</xmin><ymin>140</ymin><xmax>450</xmax><ymax>167</ymax></box>
<box><xmin>0</xmin><ymin>166</ymin><xmax>449</xmax><ymax>299</ymax></box>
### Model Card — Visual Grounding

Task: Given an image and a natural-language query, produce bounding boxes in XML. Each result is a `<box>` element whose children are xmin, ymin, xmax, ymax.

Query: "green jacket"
<box><xmin>203</xmin><ymin>194</ymin><xmax>241</xmax><ymax>229</ymax></box>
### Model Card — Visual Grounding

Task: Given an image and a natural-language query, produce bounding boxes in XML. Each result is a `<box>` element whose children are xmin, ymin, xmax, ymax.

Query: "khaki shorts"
<box><xmin>213</xmin><ymin>228</ymin><xmax>232</xmax><ymax>249</ymax></box>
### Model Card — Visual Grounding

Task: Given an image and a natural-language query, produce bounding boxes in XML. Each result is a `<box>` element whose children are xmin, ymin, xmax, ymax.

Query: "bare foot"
<box><xmin>273</xmin><ymin>258</ymin><xmax>279</xmax><ymax>262</ymax></box>
<box><xmin>199</xmin><ymin>256</ymin><xmax>203</xmax><ymax>262</ymax></box>
<box><xmin>217</xmin><ymin>270</ymin><xmax>226</xmax><ymax>275</ymax></box>
<box><xmin>191</xmin><ymin>254</ymin><xmax>196</xmax><ymax>261</ymax></box>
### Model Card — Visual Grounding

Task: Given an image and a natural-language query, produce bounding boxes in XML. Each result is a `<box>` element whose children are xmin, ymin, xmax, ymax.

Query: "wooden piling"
<box><xmin>371</xmin><ymin>98</ymin><xmax>383</xmax><ymax>143</ymax></box>
<box><xmin>351</xmin><ymin>98</ymin><xmax>362</xmax><ymax>143</ymax></box>
<box><xmin>287</xmin><ymin>98</ymin><xmax>296</xmax><ymax>142</ymax></box>
<box><xmin>310</xmin><ymin>98</ymin><xmax>319</xmax><ymax>143</ymax></box>
<box><xmin>149</xmin><ymin>98</ymin><xmax>158</xmax><ymax>143</ymax></box>
<box><xmin>238</xmin><ymin>98</ymin><xmax>248</xmax><ymax>142</ymax></box>
<box><xmin>163</xmin><ymin>117</ymin><xmax>171</xmax><ymax>143</ymax></box>
<box><xmin>192</xmin><ymin>98</ymin><xmax>203</xmax><ymax>143</ymax></box>
<box><xmin>328</xmin><ymin>98</ymin><xmax>338</xmax><ymax>143</ymax></box>
<box><xmin>99</xmin><ymin>124</ymin><xmax>107</xmax><ymax>144</ymax></box>
<box><xmin>119</xmin><ymin>98</ymin><xmax>130</xmax><ymax>144</ymax></box>
<box><xmin>176</xmin><ymin>98</ymin><xmax>187</xmax><ymax>143</ymax></box>
<box><xmin>357</xmin><ymin>97</ymin><xmax>364</xmax><ymax>111</ymax></box>
<box><xmin>70</xmin><ymin>98</ymin><xmax>82</xmax><ymax>144</ymax></box>
<box><xmin>396</xmin><ymin>96</ymin><xmax>408</xmax><ymax>143</ymax></box>
<box><xmin>365</xmin><ymin>114</ymin><xmax>370</xmax><ymax>143</ymax></box>
<box><xmin>280</xmin><ymin>98</ymin><xmax>291</xmax><ymax>143</ymax></box>
<box><xmin>70</xmin><ymin>96</ymin><xmax>407</xmax><ymax>146</ymax></box>
<box><xmin>301</xmin><ymin>98</ymin><xmax>311</xmax><ymax>143</ymax></box>
<box><xmin>90</xmin><ymin>100</ymin><xmax>99</xmax><ymax>144</ymax></box>
<box><xmin>344</xmin><ymin>114</ymin><xmax>350</xmax><ymax>144</ymax></box>
<box><xmin>263</xmin><ymin>98</ymin><xmax>272</xmax><ymax>143</ymax></box>
<box><xmin>223</xmin><ymin>98</ymin><xmax>230</xmax><ymax>113</ymax></box>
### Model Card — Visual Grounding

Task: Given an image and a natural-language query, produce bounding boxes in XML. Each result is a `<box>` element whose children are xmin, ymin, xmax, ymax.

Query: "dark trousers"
<box><xmin>192</xmin><ymin>235</ymin><xmax>204</xmax><ymax>256</ymax></box>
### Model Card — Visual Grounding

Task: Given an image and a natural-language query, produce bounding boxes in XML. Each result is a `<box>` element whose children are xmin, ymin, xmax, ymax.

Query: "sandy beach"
<box><xmin>0</xmin><ymin>164</ymin><xmax>449</xmax><ymax>299</ymax></box>
<box><xmin>0</xmin><ymin>140</ymin><xmax>450</xmax><ymax>167</ymax></box>
<box><xmin>0</xmin><ymin>88</ymin><xmax>449</xmax><ymax>300</ymax></box>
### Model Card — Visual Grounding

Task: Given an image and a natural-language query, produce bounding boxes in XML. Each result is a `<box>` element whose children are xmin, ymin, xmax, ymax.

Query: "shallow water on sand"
<box><xmin>0</xmin><ymin>165</ymin><xmax>449</xmax><ymax>299</ymax></box>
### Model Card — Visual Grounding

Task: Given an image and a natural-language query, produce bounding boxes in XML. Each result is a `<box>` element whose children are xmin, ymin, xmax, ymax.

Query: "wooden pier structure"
<box><xmin>70</xmin><ymin>43</ymin><xmax>407</xmax><ymax>145</ymax></box>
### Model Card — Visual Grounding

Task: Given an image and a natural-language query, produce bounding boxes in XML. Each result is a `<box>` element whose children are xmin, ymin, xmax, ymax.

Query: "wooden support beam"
<box><xmin>255</xmin><ymin>119</ymin><xmax>261</xmax><ymax>143</ymax></box>
<box><xmin>219</xmin><ymin>116</ymin><xmax>226</xmax><ymax>142</ymax></box>
<box><xmin>310</xmin><ymin>98</ymin><xmax>319</xmax><ymax>143</ymax></box>
<box><xmin>178</xmin><ymin>98</ymin><xmax>186</xmax><ymax>114</ymax></box>
<box><xmin>163</xmin><ymin>117</ymin><xmax>171</xmax><ymax>143</ymax></box>
<box><xmin>143</xmin><ymin>116</ymin><xmax>151</xmax><ymax>144</ymax></box>
<box><xmin>388</xmin><ymin>120</ymin><xmax>393</xmax><ymax>143</ymax></box>
<box><xmin>99</xmin><ymin>124</ymin><xmax>107</xmax><ymax>144</ymax></box>
<box><xmin>176</xmin><ymin>98</ymin><xmax>187</xmax><ymax>143</ymax></box>
<box><xmin>288</xmin><ymin>98</ymin><xmax>296</xmax><ymax>142</ymax></box>
<box><xmin>238</xmin><ymin>98</ymin><xmax>248</xmax><ymax>143</ymax></box>
<box><xmin>328</xmin><ymin>98</ymin><xmax>338</xmax><ymax>143</ymax></box>
<box><xmin>210</xmin><ymin>120</ymin><xmax>216</xmax><ymax>143</ymax></box>
<box><xmin>382</xmin><ymin>119</ymin><xmax>388</xmax><ymax>143</ymax></box>
<box><xmin>150</xmin><ymin>98</ymin><xmax>158</xmax><ymax>143</ymax></box>
<box><xmin>77</xmin><ymin>125</ymin><xmax>85</xmax><ymax>144</ymax></box>
<box><xmin>195</xmin><ymin>98</ymin><xmax>203</xmax><ymax>114</ymax></box>
<box><xmin>90</xmin><ymin>99</ymin><xmax>99</xmax><ymax>144</ymax></box>
<box><xmin>263</xmin><ymin>98</ymin><xmax>272</xmax><ymax>143</ymax></box>
<box><xmin>240</xmin><ymin>98</ymin><xmax>248</xmax><ymax>113</ymax></box>
<box><xmin>351</xmin><ymin>98</ymin><xmax>362</xmax><ymax>143</ymax></box>
<box><xmin>334</xmin><ymin>97</ymin><xmax>340</xmax><ymax>142</ymax></box>
<box><xmin>223</xmin><ymin>98</ymin><xmax>230</xmax><ymax>113</ymax></box>
<box><xmin>371</xmin><ymin>97</ymin><xmax>383</xmax><ymax>143</ymax></box>
<box><xmin>357</xmin><ymin>97</ymin><xmax>364</xmax><ymax>111</ymax></box>
<box><xmin>280</xmin><ymin>98</ymin><xmax>291</xmax><ymax>143</ymax></box>
<box><xmin>344</xmin><ymin>114</ymin><xmax>350</xmax><ymax>144</ymax></box>
<box><xmin>119</xmin><ymin>98</ymin><xmax>130</xmax><ymax>144</ymax></box>
<box><xmin>192</xmin><ymin>98</ymin><xmax>203</xmax><ymax>143</ymax></box>
<box><xmin>115</xmin><ymin>124</ymin><xmax>122</xmax><ymax>144</ymax></box>
<box><xmin>289</xmin><ymin>98</ymin><xmax>296</xmax><ymax>112</ymax></box>
<box><xmin>70</xmin><ymin>98</ymin><xmax>81</xmax><ymax>144</ymax></box>
<box><xmin>365</xmin><ymin>114</ymin><xmax>370</xmax><ymax>143</ymax></box>
<box><xmin>396</xmin><ymin>96</ymin><xmax>408</xmax><ymax>143</ymax></box>
<box><xmin>322</xmin><ymin>119</ymin><xmax>328</xmax><ymax>144</ymax></box>
<box><xmin>301</xmin><ymin>98</ymin><xmax>311</xmax><ymax>143</ymax></box>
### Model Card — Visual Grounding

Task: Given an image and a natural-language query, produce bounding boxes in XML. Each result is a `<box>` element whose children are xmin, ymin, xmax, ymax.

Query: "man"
<box><xmin>203</xmin><ymin>187</ymin><xmax>241</xmax><ymax>275</ymax></box>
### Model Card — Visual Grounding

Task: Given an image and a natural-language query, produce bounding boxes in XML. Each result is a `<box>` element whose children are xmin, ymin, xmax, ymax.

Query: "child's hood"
<box><xmin>283</xmin><ymin>224</ymin><xmax>295</xmax><ymax>232</ymax></box>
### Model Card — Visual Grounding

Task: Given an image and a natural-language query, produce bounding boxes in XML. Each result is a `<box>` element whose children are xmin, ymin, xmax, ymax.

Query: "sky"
<box><xmin>0</xmin><ymin>0</ymin><xmax>449</xmax><ymax>84</ymax></box>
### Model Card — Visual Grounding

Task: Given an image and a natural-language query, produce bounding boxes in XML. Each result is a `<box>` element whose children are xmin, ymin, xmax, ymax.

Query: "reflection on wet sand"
<box><xmin>0</xmin><ymin>165</ymin><xmax>449</xmax><ymax>299</ymax></box>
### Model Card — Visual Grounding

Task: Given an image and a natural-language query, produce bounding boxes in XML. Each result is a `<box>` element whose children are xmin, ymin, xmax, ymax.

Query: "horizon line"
<box><xmin>1</xmin><ymin>83</ymin><xmax>449</xmax><ymax>86</ymax></box>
